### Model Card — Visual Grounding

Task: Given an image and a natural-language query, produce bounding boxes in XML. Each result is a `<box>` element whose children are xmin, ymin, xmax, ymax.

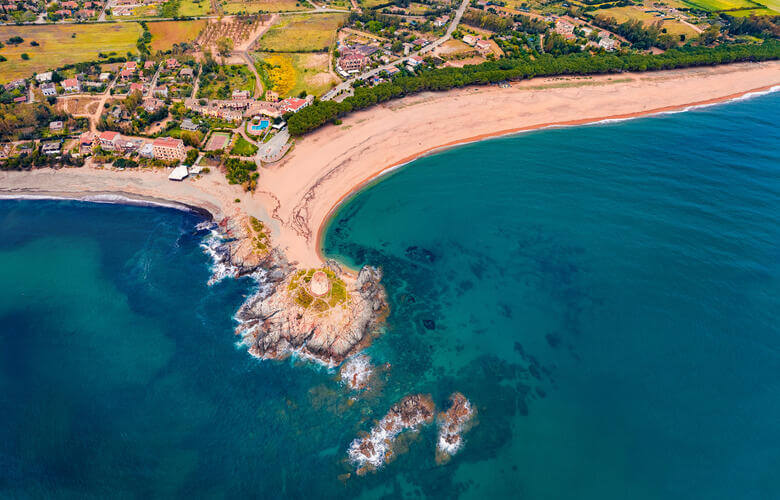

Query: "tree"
<box><xmin>216</xmin><ymin>37</ymin><xmax>233</xmax><ymax>57</ymax></box>
<box><xmin>699</xmin><ymin>26</ymin><xmax>720</xmax><ymax>46</ymax></box>
<box><xmin>20</xmin><ymin>53</ymin><xmax>29</xmax><ymax>60</ymax></box>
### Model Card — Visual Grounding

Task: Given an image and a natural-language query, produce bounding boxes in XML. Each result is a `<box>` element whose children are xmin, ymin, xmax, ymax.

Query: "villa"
<box><xmin>98</xmin><ymin>130</ymin><xmax>122</xmax><ymax>150</ymax></box>
<box><xmin>62</xmin><ymin>78</ymin><xmax>81</xmax><ymax>93</ymax></box>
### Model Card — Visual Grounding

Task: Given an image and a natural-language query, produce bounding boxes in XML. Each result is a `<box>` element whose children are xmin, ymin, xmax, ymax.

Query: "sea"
<box><xmin>1</xmin><ymin>90</ymin><xmax>778</xmax><ymax>499</ymax></box>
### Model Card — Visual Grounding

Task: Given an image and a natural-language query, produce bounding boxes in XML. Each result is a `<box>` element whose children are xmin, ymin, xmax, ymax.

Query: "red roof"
<box><xmin>99</xmin><ymin>131</ymin><xmax>120</xmax><ymax>141</ymax></box>
<box><xmin>153</xmin><ymin>137</ymin><xmax>183</xmax><ymax>148</ymax></box>
<box><xmin>62</xmin><ymin>78</ymin><xmax>79</xmax><ymax>88</ymax></box>
<box><xmin>125</xmin><ymin>61</ymin><xmax>137</xmax><ymax>70</ymax></box>
<box><xmin>130</xmin><ymin>83</ymin><xmax>143</xmax><ymax>92</ymax></box>
<box><xmin>281</xmin><ymin>98</ymin><xmax>307</xmax><ymax>111</ymax></box>
<box><xmin>13</xmin><ymin>96</ymin><xmax>27</xmax><ymax>102</ymax></box>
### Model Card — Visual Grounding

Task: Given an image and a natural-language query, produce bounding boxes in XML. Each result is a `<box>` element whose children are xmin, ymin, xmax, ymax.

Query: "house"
<box><xmin>41</xmin><ymin>82</ymin><xmax>57</xmax><ymax>96</ymax></box>
<box><xmin>406</xmin><ymin>55</ymin><xmax>423</xmax><ymax>68</ymax></box>
<box><xmin>61</xmin><ymin>0</ymin><xmax>77</xmax><ymax>8</ymax></box>
<box><xmin>385</xmin><ymin>66</ymin><xmax>400</xmax><ymax>76</ymax></box>
<box><xmin>129</xmin><ymin>82</ymin><xmax>144</xmax><ymax>94</ymax></box>
<box><xmin>142</xmin><ymin>97</ymin><xmax>163</xmax><ymax>112</ymax></box>
<box><xmin>119</xmin><ymin>69</ymin><xmax>134</xmax><ymax>80</ymax></box>
<box><xmin>124</xmin><ymin>61</ymin><xmax>137</xmax><ymax>71</ymax></box>
<box><xmin>555</xmin><ymin>20</ymin><xmax>575</xmax><ymax>37</ymax></box>
<box><xmin>338</xmin><ymin>52</ymin><xmax>368</xmax><ymax>72</ymax></box>
<box><xmin>153</xmin><ymin>86</ymin><xmax>168</xmax><ymax>98</ymax></box>
<box><xmin>475</xmin><ymin>40</ymin><xmax>492</xmax><ymax>55</ymax></box>
<box><xmin>433</xmin><ymin>15</ymin><xmax>449</xmax><ymax>27</ymax></box>
<box><xmin>138</xmin><ymin>142</ymin><xmax>155</xmax><ymax>158</ymax></box>
<box><xmin>62</xmin><ymin>78</ymin><xmax>80</xmax><ymax>93</ymax></box>
<box><xmin>279</xmin><ymin>97</ymin><xmax>309</xmax><ymax>114</ymax></box>
<box><xmin>13</xmin><ymin>95</ymin><xmax>27</xmax><ymax>103</ymax></box>
<box><xmin>179</xmin><ymin>67</ymin><xmax>193</xmax><ymax>79</ymax></box>
<box><xmin>99</xmin><ymin>72</ymin><xmax>111</xmax><ymax>81</ymax></box>
<box><xmin>36</xmin><ymin>72</ymin><xmax>53</xmax><ymax>83</ymax></box>
<box><xmin>5</xmin><ymin>79</ymin><xmax>26</xmax><ymax>91</ymax></box>
<box><xmin>462</xmin><ymin>35</ymin><xmax>478</xmax><ymax>46</ymax></box>
<box><xmin>599</xmin><ymin>37</ymin><xmax>617</xmax><ymax>51</ymax></box>
<box><xmin>144</xmin><ymin>60</ymin><xmax>155</xmax><ymax>70</ymax></box>
<box><xmin>165</xmin><ymin>58</ymin><xmax>179</xmax><ymax>69</ymax></box>
<box><xmin>98</xmin><ymin>130</ymin><xmax>122</xmax><ymax>150</ymax></box>
<box><xmin>54</xmin><ymin>9</ymin><xmax>72</xmax><ymax>16</ymax></box>
<box><xmin>181</xmin><ymin>118</ymin><xmax>198</xmax><ymax>131</ymax></box>
<box><xmin>152</xmin><ymin>137</ymin><xmax>186</xmax><ymax>161</ymax></box>
<box><xmin>265</xmin><ymin>90</ymin><xmax>279</xmax><ymax>102</ymax></box>
<box><xmin>41</xmin><ymin>141</ymin><xmax>61</xmax><ymax>155</ymax></box>
<box><xmin>49</xmin><ymin>120</ymin><xmax>64</xmax><ymax>131</ymax></box>
<box><xmin>232</xmin><ymin>89</ymin><xmax>250</xmax><ymax>100</ymax></box>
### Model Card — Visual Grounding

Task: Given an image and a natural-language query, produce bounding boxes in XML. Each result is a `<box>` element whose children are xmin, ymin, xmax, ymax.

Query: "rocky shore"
<box><xmin>436</xmin><ymin>392</ymin><xmax>476</xmax><ymax>464</ymax></box>
<box><xmin>204</xmin><ymin>213</ymin><xmax>388</xmax><ymax>366</ymax></box>
<box><xmin>348</xmin><ymin>394</ymin><xmax>437</xmax><ymax>475</ymax></box>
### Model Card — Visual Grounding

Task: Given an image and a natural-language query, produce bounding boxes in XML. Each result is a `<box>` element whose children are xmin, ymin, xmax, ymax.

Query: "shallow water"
<box><xmin>1</xmin><ymin>91</ymin><xmax>779</xmax><ymax>498</ymax></box>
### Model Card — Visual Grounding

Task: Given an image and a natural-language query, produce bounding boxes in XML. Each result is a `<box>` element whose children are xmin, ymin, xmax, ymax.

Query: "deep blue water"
<box><xmin>1</xmin><ymin>91</ymin><xmax>779</xmax><ymax>498</ymax></box>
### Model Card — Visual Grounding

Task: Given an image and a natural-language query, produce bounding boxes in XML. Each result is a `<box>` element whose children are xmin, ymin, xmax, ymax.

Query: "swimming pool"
<box><xmin>249</xmin><ymin>121</ymin><xmax>269</xmax><ymax>133</ymax></box>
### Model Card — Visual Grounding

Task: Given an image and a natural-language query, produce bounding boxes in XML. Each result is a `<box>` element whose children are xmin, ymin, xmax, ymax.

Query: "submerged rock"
<box><xmin>435</xmin><ymin>392</ymin><xmax>475</xmax><ymax>464</ymax></box>
<box><xmin>347</xmin><ymin>394</ymin><xmax>436</xmax><ymax>475</ymax></box>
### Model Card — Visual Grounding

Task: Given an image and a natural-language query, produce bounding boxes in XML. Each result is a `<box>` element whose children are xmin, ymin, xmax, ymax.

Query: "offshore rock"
<box><xmin>347</xmin><ymin>394</ymin><xmax>436</xmax><ymax>475</ymax></box>
<box><xmin>340</xmin><ymin>354</ymin><xmax>373</xmax><ymax>391</ymax></box>
<box><xmin>435</xmin><ymin>392</ymin><xmax>475</xmax><ymax>464</ymax></box>
<box><xmin>235</xmin><ymin>264</ymin><xmax>387</xmax><ymax>366</ymax></box>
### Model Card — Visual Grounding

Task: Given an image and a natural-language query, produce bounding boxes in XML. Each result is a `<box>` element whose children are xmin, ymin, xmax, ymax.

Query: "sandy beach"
<box><xmin>1</xmin><ymin>61</ymin><xmax>778</xmax><ymax>268</ymax></box>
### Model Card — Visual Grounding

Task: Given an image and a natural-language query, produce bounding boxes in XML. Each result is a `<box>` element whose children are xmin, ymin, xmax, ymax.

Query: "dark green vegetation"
<box><xmin>224</xmin><ymin>157</ymin><xmax>258</xmax><ymax>190</ymax></box>
<box><xmin>288</xmin><ymin>41</ymin><xmax>780</xmax><ymax>136</ymax></box>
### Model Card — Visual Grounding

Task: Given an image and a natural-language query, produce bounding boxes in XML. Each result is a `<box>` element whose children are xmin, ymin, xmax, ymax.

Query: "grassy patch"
<box><xmin>599</xmin><ymin>6</ymin><xmax>700</xmax><ymax>38</ymax></box>
<box><xmin>222</xmin><ymin>0</ymin><xmax>309</xmax><ymax>13</ymax></box>
<box><xmin>148</xmin><ymin>20</ymin><xmax>207</xmax><ymax>51</ymax></box>
<box><xmin>249</xmin><ymin>217</ymin><xmax>270</xmax><ymax>252</ymax></box>
<box><xmin>681</xmin><ymin>0</ymin><xmax>761</xmax><ymax>9</ymax></box>
<box><xmin>255</xmin><ymin>13</ymin><xmax>346</xmax><ymax>52</ymax></box>
<box><xmin>197</xmin><ymin>64</ymin><xmax>256</xmax><ymax>99</ymax></box>
<box><xmin>287</xmin><ymin>267</ymin><xmax>348</xmax><ymax>312</ymax></box>
<box><xmin>180</xmin><ymin>0</ymin><xmax>212</xmax><ymax>15</ymax></box>
<box><xmin>255</xmin><ymin>52</ymin><xmax>337</xmax><ymax>97</ymax></box>
<box><xmin>0</xmin><ymin>24</ymin><xmax>142</xmax><ymax>83</ymax></box>
<box><xmin>231</xmin><ymin>135</ymin><xmax>259</xmax><ymax>156</ymax></box>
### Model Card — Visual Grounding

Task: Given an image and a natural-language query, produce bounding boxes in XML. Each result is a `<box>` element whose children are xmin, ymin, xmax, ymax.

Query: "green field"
<box><xmin>599</xmin><ymin>6</ymin><xmax>700</xmax><ymax>38</ymax></box>
<box><xmin>197</xmin><ymin>64</ymin><xmax>256</xmax><ymax>99</ymax></box>
<box><xmin>148</xmin><ymin>20</ymin><xmax>206</xmax><ymax>51</ymax></box>
<box><xmin>221</xmin><ymin>0</ymin><xmax>308</xmax><ymax>13</ymax></box>
<box><xmin>231</xmin><ymin>135</ymin><xmax>259</xmax><ymax>156</ymax></box>
<box><xmin>682</xmin><ymin>0</ymin><xmax>762</xmax><ymax>10</ymax></box>
<box><xmin>255</xmin><ymin>51</ymin><xmax>337</xmax><ymax>97</ymax></box>
<box><xmin>0</xmin><ymin>24</ymin><xmax>143</xmax><ymax>83</ymax></box>
<box><xmin>255</xmin><ymin>12</ymin><xmax>347</xmax><ymax>52</ymax></box>
<box><xmin>179</xmin><ymin>0</ymin><xmax>212</xmax><ymax>15</ymax></box>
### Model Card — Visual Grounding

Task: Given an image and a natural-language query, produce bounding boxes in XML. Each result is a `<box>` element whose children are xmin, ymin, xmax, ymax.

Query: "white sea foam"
<box><xmin>340</xmin><ymin>354</ymin><xmax>373</xmax><ymax>390</ymax></box>
<box><xmin>436</xmin><ymin>398</ymin><xmax>473</xmax><ymax>457</ymax></box>
<box><xmin>347</xmin><ymin>413</ymin><xmax>404</xmax><ymax>469</ymax></box>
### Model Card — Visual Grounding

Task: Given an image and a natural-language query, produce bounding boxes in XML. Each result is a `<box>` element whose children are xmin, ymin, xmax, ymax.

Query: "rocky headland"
<box><xmin>204</xmin><ymin>213</ymin><xmax>388</xmax><ymax>366</ymax></box>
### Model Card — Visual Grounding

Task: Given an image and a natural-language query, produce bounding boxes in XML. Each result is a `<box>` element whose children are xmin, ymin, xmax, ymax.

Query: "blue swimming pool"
<box><xmin>249</xmin><ymin>121</ymin><xmax>269</xmax><ymax>133</ymax></box>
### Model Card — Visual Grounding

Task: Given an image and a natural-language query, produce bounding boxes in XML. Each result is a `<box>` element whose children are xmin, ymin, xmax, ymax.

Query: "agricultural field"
<box><xmin>148</xmin><ymin>20</ymin><xmax>207</xmax><ymax>51</ymax></box>
<box><xmin>197</xmin><ymin>17</ymin><xmax>267</xmax><ymax>51</ymax></box>
<box><xmin>255</xmin><ymin>52</ymin><xmax>337</xmax><ymax>97</ymax></box>
<box><xmin>360</xmin><ymin>0</ymin><xmax>391</xmax><ymax>7</ymax></box>
<box><xmin>599</xmin><ymin>6</ymin><xmax>700</xmax><ymax>38</ymax></box>
<box><xmin>0</xmin><ymin>24</ymin><xmax>142</xmax><ymax>83</ymax></box>
<box><xmin>255</xmin><ymin>13</ymin><xmax>347</xmax><ymax>52</ymax></box>
<box><xmin>197</xmin><ymin>64</ymin><xmax>256</xmax><ymax>99</ymax></box>
<box><xmin>221</xmin><ymin>0</ymin><xmax>309</xmax><ymax>13</ymax></box>
<box><xmin>433</xmin><ymin>39</ymin><xmax>476</xmax><ymax>59</ymax></box>
<box><xmin>179</xmin><ymin>0</ymin><xmax>212</xmax><ymax>15</ymax></box>
<box><xmin>681</xmin><ymin>0</ymin><xmax>764</xmax><ymax>9</ymax></box>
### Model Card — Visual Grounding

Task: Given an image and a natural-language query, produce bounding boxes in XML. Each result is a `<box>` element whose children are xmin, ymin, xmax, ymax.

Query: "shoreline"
<box><xmin>0</xmin><ymin>191</ymin><xmax>218</xmax><ymax>220</ymax></box>
<box><xmin>1</xmin><ymin>62</ymin><xmax>778</xmax><ymax>271</ymax></box>
<box><xmin>313</xmin><ymin>82</ymin><xmax>780</xmax><ymax>268</ymax></box>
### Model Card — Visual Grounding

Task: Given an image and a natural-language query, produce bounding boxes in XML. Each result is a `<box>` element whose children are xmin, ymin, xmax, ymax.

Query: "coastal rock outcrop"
<box><xmin>348</xmin><ymin>394</ymin><xmax>436</xmax><ymax>475</ymax></box>
<box><xmin>435</xmin><ymin>392</ymin><xmax>475</xmax><ymax>464</ymax></box>
<box><xmin>235</xmin><ymin>264</ymin><xmax>387</xmax><ymax>366</ymax></box>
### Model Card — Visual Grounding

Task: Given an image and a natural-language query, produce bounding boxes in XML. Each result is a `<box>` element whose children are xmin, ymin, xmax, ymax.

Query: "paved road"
<box><xmin>321</xmin><ymin>0</ymin><xmax>470</xmax><ymax>101</ymax></box>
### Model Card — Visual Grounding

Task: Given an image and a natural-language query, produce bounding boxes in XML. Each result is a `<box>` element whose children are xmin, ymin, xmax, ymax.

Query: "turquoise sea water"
<box><xmin>1</xmin><ymin>91</ymin><xmax>779</xmax><ymax>498</ymax></box>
